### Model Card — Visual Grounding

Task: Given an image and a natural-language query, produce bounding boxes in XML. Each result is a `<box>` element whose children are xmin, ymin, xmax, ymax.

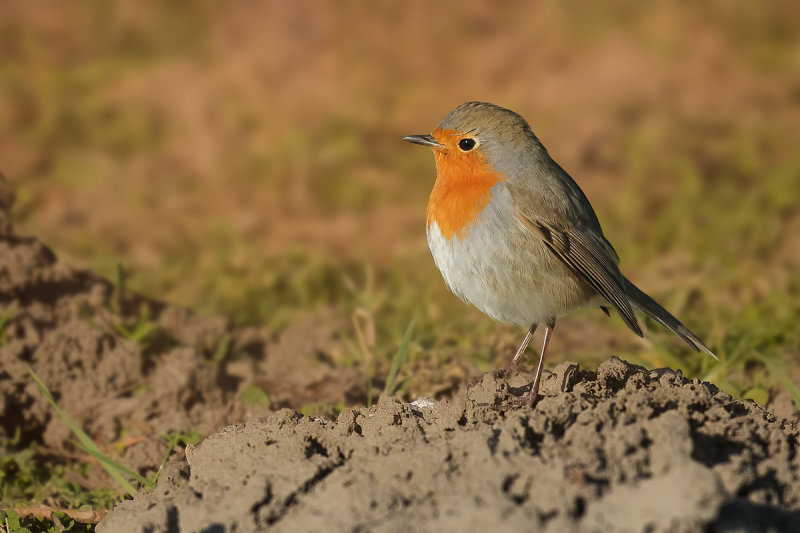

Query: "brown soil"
<box><xmin>2</xmin><ymin>174</ymin><xmax>799</xmax><ymax>531</ymax></box>
<box><xmin>0</xmin><ymin>174</ymin><xmax>368</xmax><ymax>480</ymax></box>
<box><xmin>98</xmin><ymin>360</ymin><xmax>800</xmax><ymax>532</ymax></box>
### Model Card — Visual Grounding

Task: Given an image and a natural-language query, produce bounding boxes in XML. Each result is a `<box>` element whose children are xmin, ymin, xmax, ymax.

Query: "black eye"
<box><xmin>458</xmin><ymin>138</ymin><xmax>476</xmax><ymax>151</ymax></box>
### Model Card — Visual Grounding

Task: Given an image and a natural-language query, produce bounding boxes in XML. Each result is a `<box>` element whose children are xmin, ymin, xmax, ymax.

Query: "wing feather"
<box><xmin>515</xmin><ymin>210</ymin><xmax>643</xmax><ymax>337</ymax></box>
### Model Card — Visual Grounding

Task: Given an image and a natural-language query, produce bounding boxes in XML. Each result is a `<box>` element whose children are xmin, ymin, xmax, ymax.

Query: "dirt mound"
<box><xmin>0</xmin><ymin>173</ymin><xmax>366</xmax><ymax>477</ymax></box>
<box><xmin>98</xmin><ymin>358</ymin><xmax>799</xmax><ymax>532</ymax></box>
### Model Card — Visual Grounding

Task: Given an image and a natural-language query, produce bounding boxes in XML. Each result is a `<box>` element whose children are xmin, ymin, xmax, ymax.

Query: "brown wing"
<box><xmin>515</xmin><ymin>209</ymin><xmax>643</xmax><ymax>337</ymax></box>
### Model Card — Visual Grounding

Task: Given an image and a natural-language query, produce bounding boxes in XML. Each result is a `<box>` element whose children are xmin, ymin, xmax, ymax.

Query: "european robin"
<box><xmin>404</xmin><ymin>102</ymin><xmax>716</xmax><ymax>404</ymax></box>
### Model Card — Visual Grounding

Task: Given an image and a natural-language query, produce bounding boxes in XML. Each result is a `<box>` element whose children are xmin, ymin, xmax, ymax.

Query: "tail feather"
<box><xmin>623</xmin><ymin>278</ymin><xmax>717</xmax><ymax>360</ymax></box>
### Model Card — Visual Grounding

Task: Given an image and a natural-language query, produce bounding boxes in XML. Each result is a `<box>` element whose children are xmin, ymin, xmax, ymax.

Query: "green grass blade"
<box><xmin>70</xmin><ymin>440</ymin><xmax>155</xmax><ymax>490</ymax></box>
<box><xmin>152</xmin><ymin>431</ymin><xmax>200</xmax><ymax>484</ymax></box>
<box><xmin>27</xmin><ymin>366</ymin><xmax>139</xmax><ymax>496</ymax></box>
<box><xmin>384</xmin><ymin>316</ymin><xmax>415</xmax><ymax>397</ymax></box>
<box><xmin>209</xmin><ymin>334</ymin><xmax>231</xmax><ymax>365</ymax></box>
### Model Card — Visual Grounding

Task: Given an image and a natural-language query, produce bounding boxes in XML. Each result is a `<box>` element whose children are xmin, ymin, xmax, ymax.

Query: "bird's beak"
<box><xmin>402</xmin><ymin>134</ymin><xmax>443</xmax><ymax>148</ymax></box>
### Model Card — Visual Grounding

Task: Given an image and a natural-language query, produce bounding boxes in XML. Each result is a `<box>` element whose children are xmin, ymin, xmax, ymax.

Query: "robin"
<box><xmin>404</xmin><ymin>101</ymin><xmax>716</xmax><ymax>404</ymax></box>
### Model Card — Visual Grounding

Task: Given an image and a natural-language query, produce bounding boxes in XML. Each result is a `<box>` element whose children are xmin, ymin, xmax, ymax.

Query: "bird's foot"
<box><xmin>508</xmin><ymin>380</ymin><xmax>542</xmax><ymax>407</ymax></box>
<box><xmin>497</xmin><ymin>361</ymin><xmax>521</xmax><ymax>378</ymax></box>
<box><xmin>508</xmin><ymin>390</ymin><xmax>540</xmax><ymax>408</ymax></box>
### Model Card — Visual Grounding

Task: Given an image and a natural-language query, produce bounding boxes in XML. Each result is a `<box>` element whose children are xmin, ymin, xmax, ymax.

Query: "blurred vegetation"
<box><xmin>1</xmin><ymin>0</ymin><xmax>799</xmax><ymax>524</ymax></box>
<box><xmin>2</xmin><ymin>0</ymin><xmax>798</xmax><ymax>402</ymax></box>
<box><xmin>1</xmin><ymin>435</ymin><xmax>117</xmax><ymax>531</ymax></box>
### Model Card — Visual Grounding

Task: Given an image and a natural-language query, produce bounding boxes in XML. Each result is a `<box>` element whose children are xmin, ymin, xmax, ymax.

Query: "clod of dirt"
<box><xmin>0</xmin><ymin>174</ymin><xmax>366</xmax><ymax>478</ymax></box>
<box><xmin>98</xmin><ymin>357</ymin><xmax>800</xmax><ymax>532</ymax></box>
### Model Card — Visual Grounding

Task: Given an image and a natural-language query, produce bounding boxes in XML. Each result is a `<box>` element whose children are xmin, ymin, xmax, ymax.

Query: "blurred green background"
<box><xmin>2</xmin><ymin>0</ymin><xmax>799</xmax><ymax>402</ymax></box>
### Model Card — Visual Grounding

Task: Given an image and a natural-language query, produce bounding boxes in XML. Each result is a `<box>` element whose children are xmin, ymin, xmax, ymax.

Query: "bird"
<box><xmin>403</xmin><ymin>101</ymin><xmax>716</xmax><ymax>404</ymax></box>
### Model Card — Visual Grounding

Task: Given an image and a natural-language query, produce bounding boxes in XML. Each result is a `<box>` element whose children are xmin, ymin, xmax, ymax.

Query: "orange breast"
<box><xmin>426</xmin><ymin>139</ymin><xmax>505</xmax><ymax>240</ymax></box>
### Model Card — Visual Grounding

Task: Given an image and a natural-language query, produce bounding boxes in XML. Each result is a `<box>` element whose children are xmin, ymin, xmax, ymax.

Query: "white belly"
<box><xmin>426</xmin><ymin>186</ymin><xmax>593</xmax><ymax>326</ymax></box>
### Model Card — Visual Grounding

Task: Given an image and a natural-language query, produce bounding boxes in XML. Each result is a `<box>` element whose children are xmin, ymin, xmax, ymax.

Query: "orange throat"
<box><xmin>426</xmin><ymin>146</ymin><xmax>504</xmax><ymax>240</ymax></box>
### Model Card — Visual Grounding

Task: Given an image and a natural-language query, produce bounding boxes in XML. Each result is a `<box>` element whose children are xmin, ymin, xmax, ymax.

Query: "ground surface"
<box><xmin>98</xmin><ymin>360</ymin><xmax>800</xmax><ymax>532</ymax></box>
<box><xmin>1</xmin><ymin>176</ymin><xmax>369</xmax><ymax>494</ymax></box>
<box><xmin>2</xmin><ymin>179</ymin><xmax>799</xmax><ymax>531</ymax></box>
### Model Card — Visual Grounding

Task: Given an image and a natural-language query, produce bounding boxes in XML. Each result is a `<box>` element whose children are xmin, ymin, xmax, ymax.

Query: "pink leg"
<box><xmin>528</xmin><ymin>321</ymin><xmax>555</xmax><ymax>405</ymax></box>
<box><xmin>507</xmin><ymin>323</ymin><xmax>537</xmax><ymax>372</ymax></box>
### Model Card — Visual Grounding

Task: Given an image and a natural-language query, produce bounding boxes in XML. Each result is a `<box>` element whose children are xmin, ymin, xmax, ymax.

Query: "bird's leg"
<box><xmin>504</xmin><ymin>323</ymin><xmax>537</xmax><ymax>374</ymax></box>
<box><xmin>527</xmin><ymin>320</ymin><xmax>555</xmax><ymax>405</ymax></box>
